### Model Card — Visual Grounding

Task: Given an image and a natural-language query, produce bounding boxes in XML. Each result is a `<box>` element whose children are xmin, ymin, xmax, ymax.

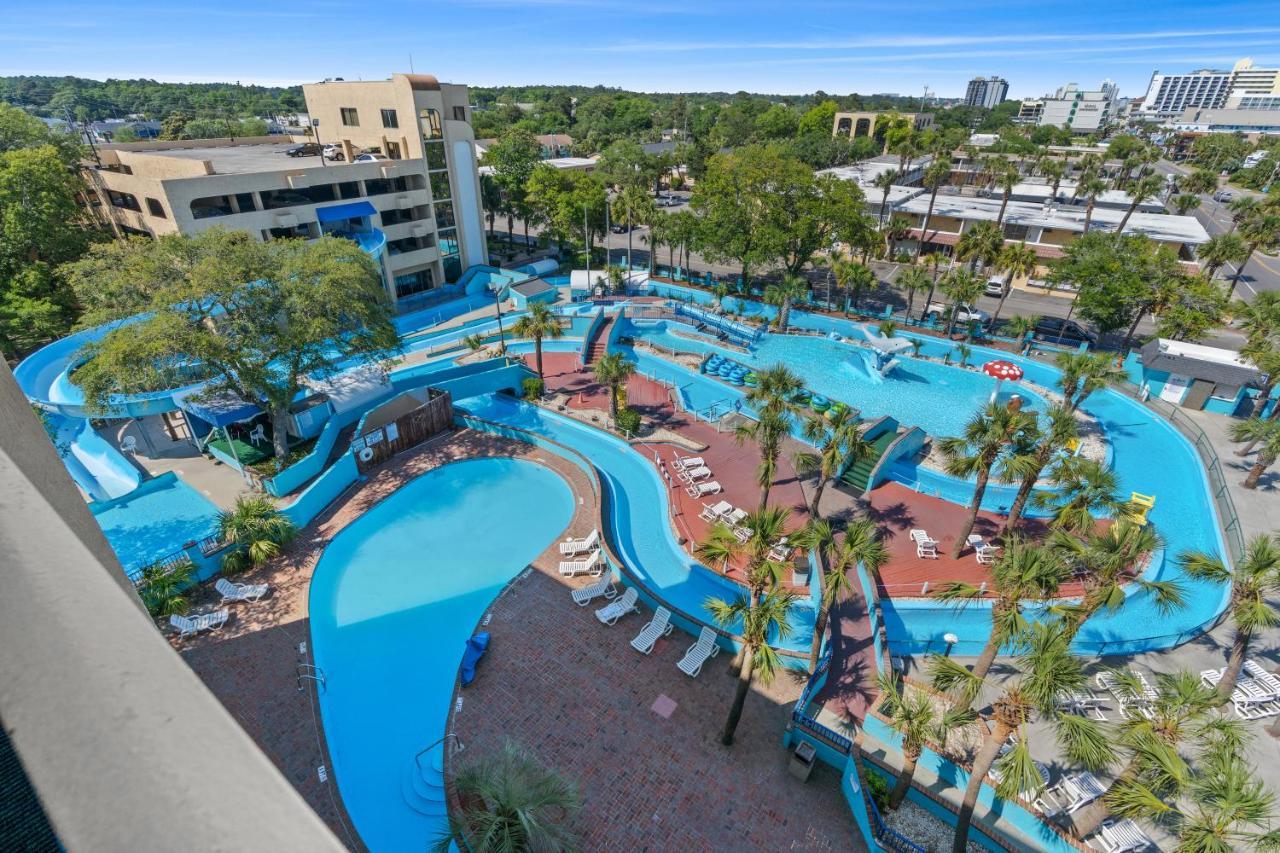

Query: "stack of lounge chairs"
<box><xmin>674</xmin><ymin>455</ymin><xmax>722</xmax><ymax>497</ymax></box>
<box><xmin>1057</xmin><ymin>687</ymin><xmax>1108</xmax><ymax>720</ymax></box>
<box><xmin>1096</xmin><ymin>670</ymin><xmax>1160</xmax><ymax>719</ymax></box>
<box><xmin>1085</xmin><ymin>819</ymin><xmax>1156</xmax><ymax>852</ymax></box>
<box><xmin>170</xmin><ymin>609</ymin><xmax>229</xmax><ymax>637</ymax></box>
<box><xmin>1202</xmin><ymin>662</ymin><xmax>1280</xmax><ymax>720</ymax></box>
<box><xmin>1034</xmin><ymin>770</ymin><xmax>1108</xmax><ymax>817</ymax></box>
<box><xmin>559</xmin><ymin>549</ymin><xmax>604</xmax><ymax>578</ymax></box>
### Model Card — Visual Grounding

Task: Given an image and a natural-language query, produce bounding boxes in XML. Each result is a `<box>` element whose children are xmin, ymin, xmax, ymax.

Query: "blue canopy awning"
<box><xmin>173</xmin><ymin>387</ymin><xmax>263</xmax><ymax>428</ymax></box>
<box><xmin>316</xmin><ymin>200</ymin><xmax>377</xmax><ymax>223</ymax></box>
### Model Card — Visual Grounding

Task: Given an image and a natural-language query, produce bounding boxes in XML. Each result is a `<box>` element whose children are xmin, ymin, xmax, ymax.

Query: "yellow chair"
<box><xmin>1125</xmin><ymin>492</ymin><xmax>1156</xmax><ymax>526</ymax></box>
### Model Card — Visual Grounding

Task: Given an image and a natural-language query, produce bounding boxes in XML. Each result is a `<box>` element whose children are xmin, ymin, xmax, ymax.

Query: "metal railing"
<box><xmin>789</xmin><ymin>709</ymin><xmax>853</xmax><ymax>754</ymax></box>
<box><xmin>126</xmin><ymin>533</ymin><xmax>228</xmax><ymax>585</ymax></box>
<box><xmin>867</xmin><ymin>795</ymin><xmax>928</xmax><ymax>853</ymax></box>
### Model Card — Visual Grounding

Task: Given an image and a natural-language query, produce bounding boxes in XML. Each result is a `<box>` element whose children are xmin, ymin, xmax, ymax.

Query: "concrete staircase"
<box><xmin>585</xmin><ymin>316</ymin><xmax>616</xmax><ymax>364</ymax></box>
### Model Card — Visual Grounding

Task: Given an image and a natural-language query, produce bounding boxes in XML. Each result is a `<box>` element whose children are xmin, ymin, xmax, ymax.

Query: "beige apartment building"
<box><xmin>83</xmin><ymin>73</ymin><xmax>487</xmax><ymax>309</ymax></box>
<box><xmin>831</xmin><ymin>111</ymin><xmax>934</xmax><ymax>139</ymax></box>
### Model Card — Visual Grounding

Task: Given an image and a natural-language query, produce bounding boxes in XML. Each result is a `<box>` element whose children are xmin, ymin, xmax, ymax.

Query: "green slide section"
<box><xmin>841</xmin><ymin>430</ymin><xmax>898</xmax><ymax>494</ymax></box>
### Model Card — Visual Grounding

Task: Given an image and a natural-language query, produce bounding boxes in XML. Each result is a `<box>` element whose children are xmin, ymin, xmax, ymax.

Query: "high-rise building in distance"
<box><xmin>964</xmin><ymin>76</ymin><xmax>1009</xmax><ymax>109</ymax></box>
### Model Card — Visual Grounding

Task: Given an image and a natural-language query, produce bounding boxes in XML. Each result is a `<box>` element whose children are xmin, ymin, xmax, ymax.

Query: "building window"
<box><xmin>107</xmin><ymin>190</ymin><xmax>141</xmax><ymax>211</ymax></box>
<box><xmin>385</xmin><ymin>140</ymin><xmax>402</xmax><ymax>160</ymax></box>
<box><xmin>429</xmin><ymin>172</ymin><xmax>451</xmax><ymax>201</ymax></box>
<box><xmin>434</xmin><ymin>201</ymin><xmax>455</xmax><ymax>230</ymax></box>
<box><xmin>365</xmin><ymin>176</ymin><xmax>413</xmax><ymax>196</ymax></box>
<box><xmin>190</xmin><ymin>195</ymin><xmax>234</xmax><ymax>219</ymax></box>
<box><xmin>234</xmin><ymin>192</ymin><xmax>257</xmax><ymax>213</ymax></box>
<box><xmin>1003</xmin><ymin>223</ymin><xmax>1030</xmax><ymax>241</ymax></box>
<box><xmin>264</xmin><ymin>224</ymin><xmax>316</xmax><ymax>240</ymax></box>
<box><xmin>380</xmin><ymin>108</ymin><xmax>399</xmax><ymax>128</ymax></box>
<box><xmin>420</xmin><ymin>108</ymin><xmax>442</xmax><ymax>140</ymax></box>
<box><xmin>452</xmin><ymin>106</ymin><xmax>467</xmax><ymax>122</ymax></box>
<box><xmin>388</xmin><ymin>234</ymin><xmax>436</xmax><ymax>255</ymax></box>
<box><xmin>340</xmin><ymin>107</ymin><xmax>359</xmax><ymax>127</ymax></box>
<box><xmin>379</xmin><ymin>206</ymin><xmax>429</xmax><ymax>226</ymax></box>
<box><xmin>144</xmin><ymin>197</ymin><xmax>166</xmax><ymax>218</ymax></box>
<box><xmin>394</xmin><ymin>268</ymin><xmax>435</xmax><ymax>298</ymax></box>
<box><xmin>259</xmin><ymin>184</ymin><xmax>337</xmax><ymax>210</ymax></box>
<box><xmin>423</xmin><ymin>140</ymin><xmax>447</xmax><ymax>171</ymax></box>
<box><xmin>337</xmin><ymin>181</ymin><xmax>362</xmax><ymax>200</ymax></box>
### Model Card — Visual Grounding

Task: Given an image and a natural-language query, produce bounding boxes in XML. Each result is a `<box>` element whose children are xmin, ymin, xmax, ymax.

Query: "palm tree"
<box><xmin>1167</xmin><ymin>751</ymin><xmax>1280</xmax><ymax>849</ymax></box>
<box><xmin>884</xmin><ymin>214</ymin><xmax>914</xmax><ymax>259</ymax></box>
<box><xmin>929</xmin><ymin>622</ymin><xmax>1110</xmax><ymax>853</ymax></box>
<box><xmin>1198</xmin><ymin>232</ymin><xmax>1249</xmax><ymax>279</ymax></box>
<box><xmin>1055</xmin><ymin>351</ymin><xmax>1124</xmax><ymax>413</ymax></box>
<box><xmin>894</xmin><ymin>266</ymin><xmax>931</xmax><ymax>321</ymax></box>
<box><xmin>998</xmin><ymin>404</ymin><xmax>1076</xmax><ymax>534</ymax></box>
<box><xmin>1004</xmin><ymin>314</ymin><xmax>1039</xmax><ymax>355</ymax></box>
<box><xmin>939</xmin><ymin>268</ymin><xmax>984</xmax><ymax>338</ymax></box>
<box><xmin>1075</xmin><ymin>176</ymin><xmax>1108</xmax><ymax>234</ymax></box>
<box><xmin>1050</xmin><ymin>522</ymin><xmax>1180</xmax><ymax>640</ymax></box>
<box><xmin>955</xmin><ymin>221</ymin><xmax>1003</xmax><ymax>274</ymax></box>
<box><xmin>934</xmin><ymin>539</ymin><xmax>1068</xmax><ymax>694</ymax></box>
<box><xmin>1117</xmin><ymin>174</ymin><xmax>1166</xmax><ymax>231</ymax></box>
<box><xmin>794</xmin><ymin>519</ymin><xmax>886</xmax><ymax>673</ymax></box>
<box><xmin>592</xmin><ymin>352</ymin><xmax>635</xmax><ymax>420</ymax></box>
<box><xmin>138</xmin><ymin>560</ymin><xmax>195</xmax><ymax>618</ymax></box>
<box><xmin>736</xmin><ymin>410</ymin><xmax>792</xmax><ymax>513</ymax></box>
<box><xmin>1173</xmin><ymin>193</ymin><xmax>1201</xmax><ymax>216</ymax></box>
<box><xmin>994</xmin><ymin>163</ymin><xmax>1020</xmax><ymax>227</ymax></box>
<box><xmin>835</xmin><ymin>259</ymin><xmax>876</xmax><ymax>312</ymax></box>
<box><xmin>1041</xmin><ymin>159</ymin><xmax>1066</xmax><ymax>199</ymax></box>
<box><xmin>793</xmin><ymin>407</ymin><xmax>866</xmax><ymax>518</ymax></box>
<box><xmin>873</xmin><ymin>168</ymin><xmax>900</xmax><ymax>228</ymax></box>
<box><xmin>764</xmin><ymin>274</ymin><xmax>808</xmax><ymax>330</ymax></box>
<box><xmin>939</xmin><ymin>403</ymin><xmax>1037</xmax><ymax>558</ymax></box>
<box><xmin>875</xmin><ymin>675</ymin><xmax>969</xmax><ymax>810</ymax></box>
<box><xmin>511</xmin><ymin>302</ymin><xmax>563</xmax><ymax>379</ymax></box>
<box><xmin>1229</xmin><ymin>210</ymin><xmax>1280</xmax><ymax>296</ymax></box>
<box><xmin>1231</xmin><ymin>417</ymin><xmax>1280</xmax><ymax>489</ymax></box>
<box><xmin>1067</xmin><ymin>670</ymin><xmax>1246</xmax><ymax>838</ymax></box>
<box><xmin>914</xmin><ymin>158</ymin><xmax>953</xmax><ymax>261</ymax></box>
<box><xmin>708</xmin><ymin>588</ymin><xmax>795</xmax><ymax>745</ymax></box>
<box><xmin>990</xmin><ymin>242</ymin><xmax>1037</xmax><ymax>326</ymax></box>
<box><xmin>1032</xmin><ymin>456</ymin><xmax>1123</xmax><ymax>536</ymax></box>
<box><xmin>437</xmin><ymin>740</ymin><xmax>580</xmax><ymax>853</ymax></box>
<box><xmin>218</xmin><ymin>495</ymin><xmax>297</xmax><ymax>574</ymax></box>
<box><xmin>479</xmin><ymin>173</ymin><xmax>502</xmax><ymax>239</ymax></box>
<box><xmin>1180</xmin><ymin>536</ymin><xmax>1280</xmax><ymax>704</ymax></box>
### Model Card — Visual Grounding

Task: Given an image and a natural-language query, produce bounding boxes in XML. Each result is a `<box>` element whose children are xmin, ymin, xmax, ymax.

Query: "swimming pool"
<box><xmin>308</xmin><ymin>457</ymin><xmax>575</xmax><ymax>852</ymax></box>
<box><xmin>622</xmin><ymin>318</ymin><xmax>726</xmax><ymax>357</ymax></box>
<box><xmin>87</xmin><ymin>472</ymin><xmax>221</xmax><ymax>576</ymax></box>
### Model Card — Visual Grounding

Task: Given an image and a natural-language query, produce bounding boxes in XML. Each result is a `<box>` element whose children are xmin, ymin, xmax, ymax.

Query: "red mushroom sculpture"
<box><xmin>982</xmin><ymin>359</ymin><xmax>1024</xmax><ymax>406</ymax></box>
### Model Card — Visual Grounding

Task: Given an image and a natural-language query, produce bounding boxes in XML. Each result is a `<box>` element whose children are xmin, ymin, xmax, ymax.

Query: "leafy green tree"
<box><xmin>708</xmin><ymin>587</ymin><xmax>795</xmax><ymax>745</ymax></box>
<box><xmin>511</xmin><ymin>302</ymin><xmax>563</xmax><ymax>379</ymax></box>
<box><xmin>438</xmin><ymin>740</ymin><xmax>580</xmax><ymax>853</ymax></box>
<box><xmin>797</xmin><ymin>100</ymin><xmax>839</xmax><ymax>137</ymax></box>
<box><xmin>484</xmin><ymin>128</ymin><xmax>542</xmax><ymax>246</ymax></box>
<box><xmin>218</xmin><ymin>495</ymin><xmax>297</xmax><ymax>575</ymax></box>
<box><xmin>939</xmin><ymin>402</ymin><xmax>1036</xmax><ymax>557</ymax></box>
<box><xmin>66</xmin><ymin>230</ymin><xmax>399</xmax><ymax>461</ymax></box>
<box><xmin>1154</xmin><ymin>273</ymin><xmax>1229</xmax><ymax>342</ymax></box>
<box><xmin>755</xmin><ymin>104</ymin><xmax>798</xmax><ymax>139</ymax></box>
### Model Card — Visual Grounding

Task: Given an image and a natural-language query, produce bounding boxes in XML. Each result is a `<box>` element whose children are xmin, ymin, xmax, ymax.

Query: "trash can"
<box><xmin>789</xmin><ymin>741</ymin><xmax>817</xmax><ymax>782</ymax></box>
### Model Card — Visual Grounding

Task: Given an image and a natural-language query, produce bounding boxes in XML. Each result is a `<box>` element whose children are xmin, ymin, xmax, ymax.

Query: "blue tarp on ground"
<box><xmin>316</xmin><ymin>200</ymin><xmax>377</xmax><ymax>223</ymax></box>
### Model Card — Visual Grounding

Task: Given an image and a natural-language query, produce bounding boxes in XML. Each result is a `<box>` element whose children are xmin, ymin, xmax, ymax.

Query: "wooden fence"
<box><xmin>353</xmin><ymin>388</ymin><xmax>454</xmax><ymax>473</ymax></box>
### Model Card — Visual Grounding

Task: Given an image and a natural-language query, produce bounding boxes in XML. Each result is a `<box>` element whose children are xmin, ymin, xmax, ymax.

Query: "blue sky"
<box><xmin>5</xmin><ymin>0</ymin><xmax>1280</xmax><ymax>99</ymax></box>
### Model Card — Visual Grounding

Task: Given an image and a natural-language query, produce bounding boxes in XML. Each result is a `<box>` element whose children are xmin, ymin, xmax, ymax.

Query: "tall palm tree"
<box><xmin>914</xmin><ymin>157</ymin><xmax>953</xmax><ymax>261</ymax></box>
<box><xmin>736</xmin><ymin>410</ymin><xmax>792</xmax><ymax>513</ymax></box>
<box><xmin>708</xmin><ymin>588</ymin><xmax>795</xmax><ymax>745</ymax></box>
<box><xmin>592</xmin><ymin>352</ymin><xmax>635</xmax><ymax>420</ymax></box>
<box><xmin>1004</xmin><ymin>314</ymin><xmax>1039</xmax><ymax>355</ymax></box>
<box><xmin>1055</xmin><ymin>351</ymin><xmax>1124</xmax><ymax>413</ymax></box>
<box><xmin>793</xmin><ymin>407</ymin><xmax>866</xmax><ymax>518</ymax></box>
<box><xmin>835</xmin><ymin>259</ymin><xmax>876</xmax><ymax>312</ymax></box>
<box><xmin>1173</xmin><ymin>193</ymin><xmax>1202</xmax><ymax>216</ymax></box>
<box><xmin>1168</xmin><ymin>751</ymin><xmax>1280</xmax><ymax>849</ymax></box>
<box><xmin>955</xmin><ymin>221</ymin><xmax>1003</xmax><ymax>274</ymax></box>
<box><xmin>998</xmin><ymin>404</ymin><xmax>1077</xmax><ymax>534</ymax></box>
<box><xmin>437</xmin><ymin>740</ymin><xmax>580</xmax><ymax>853</ymax></box>
<box><xmin>744</xmin><ymin>364</ymin><xmax>803</xmax><ymax>417</ymax></box>
<box><xmin>875</xmin><ymin>674</ymin><xmax>970</xmax><ymax>810</ymax></box>
<box><xmin>1117</xmin><ymin>174</ymin><xmax>1166</xmax><ymax>231</ymax></box>
<box><xmin>884</xmin><ymin>214</ymin><xmax>914</xmax><ymax>259</ymax></box>
<box><xmin>1180</xmin><ymin>536</ymin><xmax>1280</xmax><ymax>703</ymax></box>
<box><xmin>1229</xmin><ymin>210</ymin><xmax>1280</xmax><ymax>296</ymax></box>
<box><xmin>894</xmin><ymin>266</ymin><xmax>931</xmax><ymax>321</ymax></box>
<box><xmin>939</xmin><ymin>268</ymin><xmax>984</xmax><ymax>338</ymax></box>
<box><xmin>1075</xmin><ymin>176</ymin><xmax>1108</xmax><ymax>234</ymax></box>
<box><xmin>764</xmin><ymin>274</ymin><xmax>809</xmax><ymax>330</ymax></box>
<box><xmin>1067</xmin><ymin>670</ymin><xmax>1246</xmax><ymax>838</ymax></box>
<box><xmin>994</xmin><ymin>163</ymin><xmax>1020</xmax><ymax>227</ymax></box>
<box><xmin>1050</xmin><ymin>522</ymin><xmax>1180</xmax><ymax>640</ymax></box>
<box><xmin>1230</xmin><ymin>417</ymin><xmax>1280</xmax><ymax>489</ymax></box>
<box><xmin>934</xmin><ymin>539</ymin><xmax>1068</xmax><ymax>694</ymax></box>
<box><xmin>873</xmin><ymin>168</ymin><xmax>900</xmax><ymax>228</ymax></box>
<box><xmin>929</xmin><ymin>622</ymin><xmax>1110</xmax><ymax>853</ymax></box>
<box><xmin>218</xmin><ymin>495</ymin><xmax>297</xmax><ymax>574</ymax></box>
<box><xmin>511</xmin><ymin>302</ymin><xmax>562</xmax><ymax>379</ymax></box>
<box><xmin>1041</xmin><ymin>159</ymin><xmax>1066</xmax><ymax>199</ymax></box>
<box><xmin>1198</xmin><ymin>232</ymin><xmax>1249</xmax><ymax>279</ymax></box>
<box><xmin>1032</xmin><ymin>456</ymin><xmax>1123</xmax><ymax>536</ymax></box>
<box><xmin>794</xmin><ymin>519</ymin><xmax>887</xmax><ymax>673</ymax></box>
<box><xmin>939</xmin><ymin>402</ymin><xmax>1037</xmax><ymax>558</ymax></box>
<box><xmin>990</xmin><ymin>242</ymin><xmax>1037</xmax><ymax>325</ymax></box>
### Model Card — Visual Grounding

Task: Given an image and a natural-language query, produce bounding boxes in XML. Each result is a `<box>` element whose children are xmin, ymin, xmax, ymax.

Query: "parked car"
<box><xmin>284</xmin><ymin>142</ymin><xmax>322</xmax><ymax>157</ymax></box>
<box><xmin>1033</xmin><ymin>316</ymin><xmax>1097</xmax><ymax>344</ymax></box>
<box><xmin>610</xmin><ymin>223</ymin><xmax>631</xmax><ymax>233</ymax></box>
<box><xmin>927</xmin><ymin>301</ymin><xmax>990</xmax><ymax>324</ymax></box>
<box><xmin>1212</xmin><ymin>189</ymin><xmax>1234</xmax><ymax>203</ymax></box>
<box><xmin>353</xmin><ymin>153</ymin><xmax>389</xmax><ymax>163</ymax></box>
<box><xmin>983</xmin><ymin>277</ymin><xmax>1007</xmax><ymax>298</ymax></box>
<box><xmin>322</xmin><ymin>144</ymin><xmax>344</xmax><ymax>161</ymax></box>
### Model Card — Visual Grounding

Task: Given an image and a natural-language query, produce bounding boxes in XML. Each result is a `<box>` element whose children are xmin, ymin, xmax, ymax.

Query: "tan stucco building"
<box><xmin>832</xmin><ymin>111</ymin><xmax>934</xmax><ymax>139</ymax></box>
<box><xmin>83</xmin><ymin>73</ymin><xmax>488</xmax><ymax>309</ymax></box>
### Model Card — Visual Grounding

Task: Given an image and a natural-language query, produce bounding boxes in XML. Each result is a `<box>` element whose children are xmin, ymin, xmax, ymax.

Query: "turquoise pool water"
<box><xmin>308</xmin><ymin>457</ymin><xmax>575</xmax><ymax>852</ymax></box>
<box><xmin>88</xmin><ymin>472</ymin><xmax>220</xmax><ymax>575</ymax></box>
<box><xmin>622</xmin><ymin>318</ymin><xmax>727</xmax><ymax>357</ymax></box>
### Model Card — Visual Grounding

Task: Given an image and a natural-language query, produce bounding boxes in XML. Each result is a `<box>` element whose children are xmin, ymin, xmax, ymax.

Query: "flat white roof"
<box><xmin>142</xmin><ymin>142</ymin><xmax>326</xmax><ymax>175</ymax></box>
<box><xmin>1007</xmin><ymin>180</ymin><xmax>1161</xmax><ymax>210</ymax></box>
<box><xmin>1156</xmin><ymin>339</ymin><xmax>1257</xmax><ymax>369</ymax></box>
<box><xmin>818</xmin><ymin>155</ymin><xmax>931</xmax><ymax>188</ymax></box>
<box><xmin>897</xmin><ymin>195</ymin><xmax>1210</xmax><ymax>244</ymax></box>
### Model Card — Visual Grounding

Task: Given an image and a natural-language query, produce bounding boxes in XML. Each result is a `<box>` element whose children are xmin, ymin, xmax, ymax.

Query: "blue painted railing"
<box><xmin>867</xmin><ymin>795</ymin><xmax>927</xmax><ymax>853</ymax></box>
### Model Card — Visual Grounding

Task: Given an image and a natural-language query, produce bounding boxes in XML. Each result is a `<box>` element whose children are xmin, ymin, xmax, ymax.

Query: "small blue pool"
<box><xmin>88</xmin><ymin>472</ymin><xmax>221</xmax><ymax>575</ymax></box>
<box><xmin>308</xmin><ymin>457</ymin><xmax>574</xmax><ymax>851</ymax></box>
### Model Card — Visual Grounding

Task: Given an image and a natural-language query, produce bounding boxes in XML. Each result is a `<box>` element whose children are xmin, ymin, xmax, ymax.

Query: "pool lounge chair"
<box><xmin>1088</xmin><ymin>819</ymin><xmax>1156</xmax><ymax>852</ymax></box>
<box><xmin>169</xmin><ymin>609</ymin><xmax>229</xmax><ymax>638</ymax></box>
<box><xmin>677</xmin><ymin>465</ymin><xmax>713</xmax><ymax>483</ymax></box>
<box><xmin>596</xmin><ymin>587</ymin><xmax>640</xmax><ymax>626</ymax></box>
<box><xmin>571</xmin><ymin>575</ymin><xmax>617</xmax><ymax>607</ymax></box>
<box><xmin>560</xmin><ymin>528</ymin><xmax>600</xmax><ymax>556</ymax></box>
<box><xmin>1096</xmin><ymin>670</ymin><xmax>1156</xmax><ymax>719</ymax></box>
<box><xmin>911</xmin><ymin>529</ymin><xmax>939</xmax><ymax>559</ymax></box>
<box><xmin>966</xmin><ymin>534</ymin><xmax>1001</xmax><ymax>565</ymax></box>
<box><xmin>1035</xmin><ymin>770</ymin><xmax>1107</xmax><ymax>816</ymax></box>
<box><xmin>677</xmin><ymin>627</ymin><xmax>721</xmax><ymax>677</ymax></box>
<box><xmin>768</xmin><ymin>537</ymin><xmax>792</xmax><ymax>563</ymax></box>
<box><xmin>1057</xmin><ymin>688</ymin><xmax>1108</xmax><ymax>720</ymax></box>
<box><xmin>215</xmin><ymin>578</ymin><xmax>268</xmax><ymax>603</ymax></box>
<box><xmin>630</xmin><ymin>606</ymin><xmax>674</xmax><ymax>654</ymax></box>
<box><xmin>686</xmin><ymin>480</ymin><xmax>723</xmax><ymax>498</ymax></box>
<box><xmin>990</xmin><ymin>757</ymin><xmax>1051</xmax><ymax>801</ymax></box>
<box><xmin>1245</xmin><ymin>659</ymin><xmax>1280</xmax><ymax>696</ymax></box>
<box><xmin>671</xmin><ymin>456</ymin><xmax>705</xmax><ymax>472</ymax></box>
<box><xmin>700</xmin><ymin>500</ymin><xmax>733</xmax><ymax>523</ymax></box>
<box><xmin>559</xmin><ymin>549</ymin><xmax>604</xmax><ymax>578</ymax></box>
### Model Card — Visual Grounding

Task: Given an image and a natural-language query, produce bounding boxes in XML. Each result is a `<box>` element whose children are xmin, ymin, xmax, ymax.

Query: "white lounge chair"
<box><xmin>768</xmin><ymin>537</ymin><xmax>792</xmax><ymax>563</ymax></box>
<box><xmin>215</xmin><ymin>577</ymin><xmax>268</xmax><ymax>603</ymax></box>
<box><xmin>1096</xmin><ymin>670</ymin><xmax>1155</xmax><ymax>719</ymax></box>
<box><xmin>671</xmin><ymin>456</ymin><xmax>705</xmax><ymax>472</ymax></box>
<box><xmin>571</xmin><ymin>575</ymin><xmax>616</xmax><ymax>607</ymax></box>
<box><xmin>596</xmin><ymin>587</ymin><xmax>639</xmax><ymax>626</ymax></box>
<box><xmin>700</xmin><ymin>500</ymin><xmax>733</xmax><ymax>522</ymax></box>
<box><xmin>723</xmin><ymin>507</ymin><xmax>748</xmax><ymax>527</ymax></box>
<box><xmin>559</xmin><ymin>549</ymin><xmax>604</xmax><ymax>578</ymax></box>
<box><xmin>630</xmin><ymin>606</ymin><xmax>674</xmax><ymax>654</ymax></box>
<box><xmin>1035</xmin><ymin>770</ymin><xmax>1107</xmax><ymax>816</ymax></box>
<box><xmin>1245</xmin><ymin>660</ymin><xmax>1280</xmax><ymax>696</ymax></box>
<box><xmin>911</xmin><ymin>528</ymin><xmax>939</xmax><ymax>558</ymax></box>
<box><xmin>169</xmin><ymin>609</ymin><xmax>229</xmax><ymax>637</ymax></box>
<box><xmin>677</xmin><ymin>627</ymin><xmax>721</xmax><ymax>677</ymax></box>
<box><xmin>1057</xmin><ymin>688</ymin><xmax>1108</xmax><ymax>720</ymax></box>
<box><xmin>1089</xmin><ymin>819</ymin><xmax>1156</xmax><ymax>852</ymax></box>
<box><xmin>560</xmin><ymin>528</ymin><xmax>600</xmax><ymax>556</ymax></box>
<box><xmin>677</xmin><ymin>465</ymin><xmax>713</xmax><ymax>483</ymax></box>
<box><xmin>686</xmin><ymin>480</ymin><xmax>723</xmax><ymax>498</ymax></box>
<box><xmin>966</xmin><ymin>534</ymin><xmax>1000</xmax><ymax>564</ymax></box>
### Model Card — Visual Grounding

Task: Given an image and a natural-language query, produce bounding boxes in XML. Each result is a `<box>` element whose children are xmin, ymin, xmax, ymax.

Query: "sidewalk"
<box><xmin>1180</xmin><ymin>406</ymin><xmax>1280</xmax><ymax>542</ymax></box>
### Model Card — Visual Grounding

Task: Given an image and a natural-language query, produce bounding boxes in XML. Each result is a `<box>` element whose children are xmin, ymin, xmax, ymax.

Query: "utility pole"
<box><xmin>584</xmin><ymin>201</ymin><xmax>590</xmax><ymax>290</ymax></box>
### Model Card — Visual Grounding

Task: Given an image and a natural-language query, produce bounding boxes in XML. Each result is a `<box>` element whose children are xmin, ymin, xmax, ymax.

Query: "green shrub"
<box><xmin>137</xmin><ymin>560</ymin><xmax>195</xmax><ymax>617</ymax></box>
<box><xmin>522</xmin><ymin>377</ymin><xmax>545</xmax><ymax>399</ymax></box>
<box><xmin>615</xmin><ymin>407</ymin><xmax>641</xmax><ymax>435</ymax></box>
<box><xmin>218</xmin><ymin>495</ymin><xmax>297</xmax><ymax>575</ymax></box>
<box><xmin>864</xmin><ymin>767</ymin><xmax>891</xmax><ymax>814</ymax></box>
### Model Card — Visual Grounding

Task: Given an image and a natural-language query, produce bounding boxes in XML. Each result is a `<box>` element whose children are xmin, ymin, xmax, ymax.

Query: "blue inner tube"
<box><xmin>811</xmin><ymin>395</ymin><xmax>830</xmax><ymax>411</ymax></box>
